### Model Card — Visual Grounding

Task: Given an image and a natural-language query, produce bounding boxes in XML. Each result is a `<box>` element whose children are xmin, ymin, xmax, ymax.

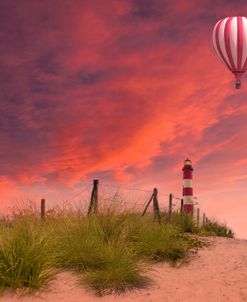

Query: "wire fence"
<box><xmin>2</xmin><ymin>178</ymin><xmax>205</xmax><ymax>226</ymax></box>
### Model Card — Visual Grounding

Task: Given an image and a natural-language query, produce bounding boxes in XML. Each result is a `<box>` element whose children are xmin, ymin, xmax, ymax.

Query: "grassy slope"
<box><xmin>0</xmin><ymin>203</ymin><xmax>234</xmax><ymax>295</ymax></box>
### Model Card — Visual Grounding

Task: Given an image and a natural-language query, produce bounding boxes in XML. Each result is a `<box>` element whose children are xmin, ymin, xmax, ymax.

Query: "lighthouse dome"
<box><xmin>184</xmin><ymin>158</ymin><xmax>192</xmax><ymax>166</ymax></box>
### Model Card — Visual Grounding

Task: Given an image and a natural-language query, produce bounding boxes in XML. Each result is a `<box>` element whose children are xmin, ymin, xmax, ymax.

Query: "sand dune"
<box><xmin>1</xmin><ymin>236</ymin><xmax>247</xmax><ymax>302</ymax></box>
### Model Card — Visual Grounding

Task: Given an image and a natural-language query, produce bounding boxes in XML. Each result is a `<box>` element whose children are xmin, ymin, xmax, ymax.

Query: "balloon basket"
<box><xmin>235</xmin><ymin>80</ymin><xmax>241</xmax><ymax>89</ymax></box>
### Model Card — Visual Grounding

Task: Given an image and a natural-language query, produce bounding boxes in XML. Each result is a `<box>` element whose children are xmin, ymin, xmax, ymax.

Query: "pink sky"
<box><xmin>1</xmin><ymin>0</ymin><xmax>247</xmax><ymax>238</ymax></box>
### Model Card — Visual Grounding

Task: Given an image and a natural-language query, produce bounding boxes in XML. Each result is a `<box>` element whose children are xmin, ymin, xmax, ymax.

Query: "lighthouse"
<box><xmin>182</xmin><ymin>158</ymin><xmax>194</xmax><ymax>214</ymax></box>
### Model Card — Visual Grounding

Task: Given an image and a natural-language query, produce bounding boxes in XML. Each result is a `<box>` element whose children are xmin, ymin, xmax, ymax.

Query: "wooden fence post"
<box><xmin>196</xmin><ymin>208</ymin><xmax>200</xmax><ymax>228</ymax></box>
<box><xmin>41</xmin><ymin>198</ymin><xmax>46</xmax><ymax>219</ymax></box>
<box><xmin>168</xmin><ymin>193</ymin><xmax>172</xmax><ymax>223</ymax></box>
<box><xmin>87</xmin><ymin>184</ymin><xmax>94</xmax><ymax>215</ymax></box>
<box><xmin>93</xmin><ymin>179</ymin><xmax>99</xmax><ymax>213</ymax></box>
<box><xmin>180</xmin><ymin>198</ymin><xmax>184</xmax><ymax>213</ymax></box>
<box><xmin>87</xmin><ymin>179</ymin><xmax>99</xmax><ymax>215</ymax></box>
<box><xmin>203</xmin><ymin>213</ymin><xmax>206</xmax><ymax>227</ymax></box>
<box><xmin>153</xmin><ymin>188</ymin><xmax>161</xmax><ymax>223</ymax></box>
<box><xmin>142</xmin><ymin>191</ymin><xmax>154</xmax><ymax>217</ymax></box>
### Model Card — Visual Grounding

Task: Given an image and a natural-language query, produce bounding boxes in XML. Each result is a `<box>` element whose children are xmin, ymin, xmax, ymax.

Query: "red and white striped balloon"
<box><xmin>212</xmin><ymin>16</ymin><xmax>247</xmax><ymax>88</ymax></box>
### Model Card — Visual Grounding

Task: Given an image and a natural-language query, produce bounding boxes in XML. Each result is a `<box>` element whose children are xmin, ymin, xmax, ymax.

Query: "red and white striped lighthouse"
<box><xmin>182</xmin><ymin>158</ymin><xmax>194</xmax><ymax>214</ymax></box>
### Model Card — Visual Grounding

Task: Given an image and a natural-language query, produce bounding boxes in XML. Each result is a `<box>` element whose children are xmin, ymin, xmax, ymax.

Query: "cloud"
<box><xmin>1</xmin><ymin>0</ymin><xmax>247</xmax><ymax>237</ymax></box>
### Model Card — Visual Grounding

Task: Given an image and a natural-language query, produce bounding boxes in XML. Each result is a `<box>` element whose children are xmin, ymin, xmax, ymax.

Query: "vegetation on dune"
<box><xmin>197</xmin><ymin>220</ymin><xmax>234</xmax><ymax>238</ymax></box>
<box><xmin>0</xmin><ymin>198</ymin><xmax>234</xmax><ymax>295</ymax></box>
<box><xmin>135</xmin><ymin>224</ymin><xmax>188</xmax><ymax>264</ymax></box>
<box><xmin>168</xmin><ymin>212</ymin><xmax>197</xmax><ymax>233</ymax></box>
<box><xmin>0</xmin><ymin>216</ymin><xmax>54</xmax><ymax>293</ymax></box>
<box><xmin>82</xmin><ymin>243</ymin><xmax>150</xmax><ymax>296</ymax></box>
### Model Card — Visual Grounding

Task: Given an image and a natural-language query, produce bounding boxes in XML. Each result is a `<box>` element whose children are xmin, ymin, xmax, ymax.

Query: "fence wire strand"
<box><xmin>17</xmin><ymin>177</ymin><xmax>201</xmax><ymax>215</ymax></box>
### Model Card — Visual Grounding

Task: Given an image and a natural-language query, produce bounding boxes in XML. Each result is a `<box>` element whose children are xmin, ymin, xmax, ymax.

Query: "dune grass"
<box><xmin>0</xmin><ymin>215</ymin><xmax>55</xmax><ymax>293</ymax></box>
<box><xmin>169</xmin><ymin>211</ymin><xmax>197</xmax><ymax>233</ymax></box>
<box><xmin>135</xmin><ymin>223</ymin><xmax>189</xmax><ymax>264</ymax></box>
<box><xmin>82</xmin><ymin>243</ymin><xmax>150</xmax><ymax>295</ymax></box>
<box><xmin>0</xmin><ymin>199</ymin><xmax>233</xmax><ymax>295</ymax></box>
<box><xmin>197</xmin><ymin>220</ymin><xmax>234</xmax><ymax>238</ymax></box>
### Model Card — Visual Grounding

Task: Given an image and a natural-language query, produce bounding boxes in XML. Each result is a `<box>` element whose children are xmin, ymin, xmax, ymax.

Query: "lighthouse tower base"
<box><xmin>183</xmin><ymin>204</ymin><xmax>193</xmax><ymax>214</ymax></box>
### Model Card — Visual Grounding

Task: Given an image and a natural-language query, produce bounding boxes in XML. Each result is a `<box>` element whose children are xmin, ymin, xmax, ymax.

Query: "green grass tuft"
<box><xmin>0</xmin><ymin>216</ymin><xmax>54</xmax><ymax>293</ymax></box>
<box><xmin>82</xmin><ymin>243</ymin><xmax>150</xmax><ymax>296</ymax></box>
<box><xmin>171</xmin><ymin>212</ymin><xmax>196</xmax><ymax>233</ymax></box>
<box><xmin>198</xmin><ymin>220</ymin><xmax>234</xmax><ymax>238</ymax></box>
<box><xmin>136</xmin><ymin>224</ymin><xmax>191</xmax><ymax>264</ymax></box>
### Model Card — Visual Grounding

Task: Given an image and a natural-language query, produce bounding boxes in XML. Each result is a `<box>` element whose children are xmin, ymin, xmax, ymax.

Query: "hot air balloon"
<box><xmin>212</xmin><ymin>16</ymin><xmax>247</xmax><ymax>89</ymax></box>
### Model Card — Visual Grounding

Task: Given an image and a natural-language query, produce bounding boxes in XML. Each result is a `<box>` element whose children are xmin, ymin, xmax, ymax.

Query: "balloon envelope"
<box><xmin>212</xmin><ymin>16</ymin><xmax>247</xmax><ymax>85</ymax></box>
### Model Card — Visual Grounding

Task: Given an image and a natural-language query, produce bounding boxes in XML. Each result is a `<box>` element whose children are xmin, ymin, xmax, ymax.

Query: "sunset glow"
<box><xmin>1</xmin><ymin>0</ymin><xmax>247</xmax><ymax>238</ymax></box>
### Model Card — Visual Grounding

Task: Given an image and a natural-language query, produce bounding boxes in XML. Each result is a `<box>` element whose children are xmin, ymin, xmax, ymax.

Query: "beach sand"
<box><xmin>1</xmin><ymin>236</ymin><xmax>247</xmax><ymax>302</ymax></box>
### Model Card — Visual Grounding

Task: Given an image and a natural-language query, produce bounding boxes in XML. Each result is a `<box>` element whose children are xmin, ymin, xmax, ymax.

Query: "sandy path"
<box><xmin>1</xmin><ymin>237</ymin><xmax>247</xmax><ymax>302</ymax></box>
